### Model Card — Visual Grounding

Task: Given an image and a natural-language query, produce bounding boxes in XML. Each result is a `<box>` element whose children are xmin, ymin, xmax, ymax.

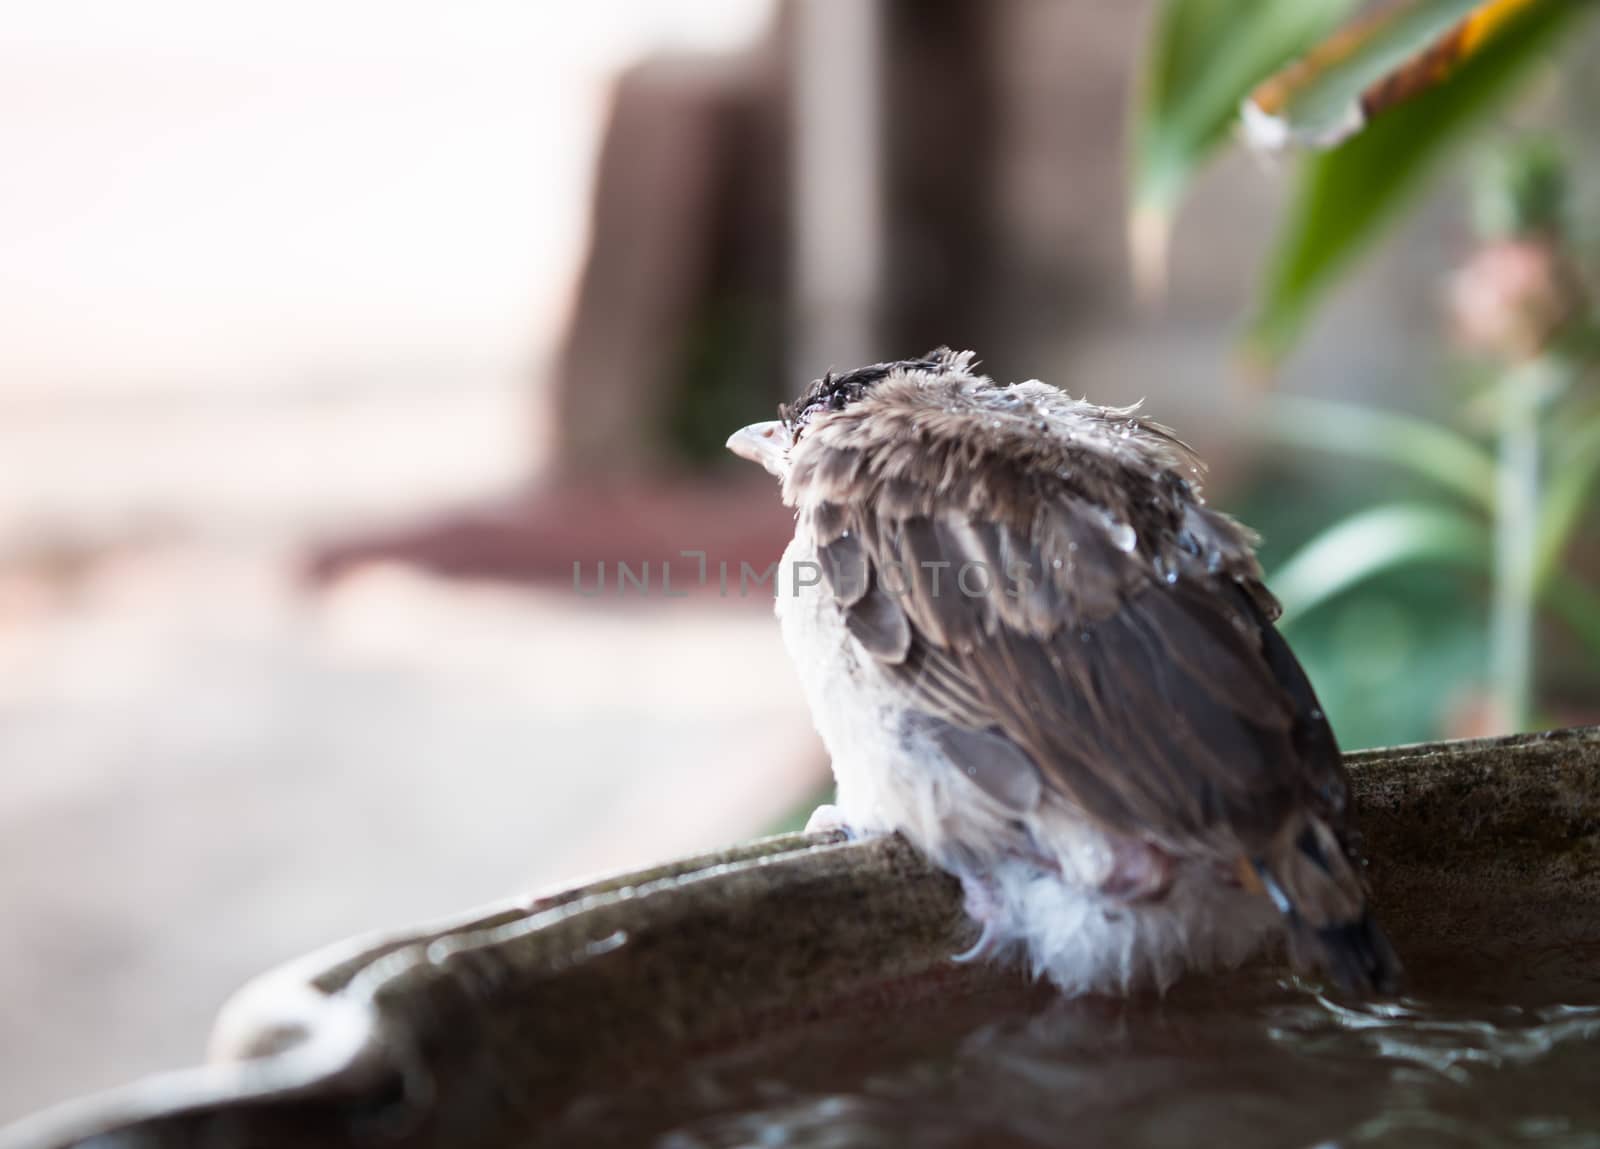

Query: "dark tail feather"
<box><xmin>1254</xmin><ymin>820</ymin><xmax>1404</xmax><ymax>995</ymax></box>
<box><xmin>1289</xmin><ymin>907</ymin><xmax>1403</xmax><ymax>995</ymax></box>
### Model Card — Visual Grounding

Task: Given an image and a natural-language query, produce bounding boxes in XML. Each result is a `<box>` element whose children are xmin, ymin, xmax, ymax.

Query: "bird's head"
<box><xmin>725</xmin><ymin>348</ymin><xmax>976</xmax><ymax>479</ymax></box>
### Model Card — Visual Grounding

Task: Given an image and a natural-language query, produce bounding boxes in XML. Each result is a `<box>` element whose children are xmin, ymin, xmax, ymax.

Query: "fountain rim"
<box><xmin>3</xmin><ymin>724</ymin><xmax>1598</xmax><ymax>1149</ymax></box>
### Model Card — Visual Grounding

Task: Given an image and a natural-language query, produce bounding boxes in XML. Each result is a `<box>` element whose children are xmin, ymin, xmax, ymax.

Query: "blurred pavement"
<box><xmin>0</xmin><ymin>388</ymin><xmax>817</xmax><ymax>1123</ymax></box>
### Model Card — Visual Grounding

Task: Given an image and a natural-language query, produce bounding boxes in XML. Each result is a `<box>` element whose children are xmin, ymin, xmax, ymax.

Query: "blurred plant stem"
<box><xmin>1489</xmin><ymin>360</ymin><xmax>1547</xmax><ymax>731</ymax></box>
<box><xmin>1473</xmin><ymin>140</ymin><xmax>1586</xmax><ymax>731</ymax></box>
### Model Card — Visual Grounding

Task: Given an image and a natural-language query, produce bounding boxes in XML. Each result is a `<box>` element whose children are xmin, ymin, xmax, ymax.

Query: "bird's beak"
<box><xmin>725</xmin><ymin>420</ymin><xmax>791</xmax><ymax>477</ymax></box>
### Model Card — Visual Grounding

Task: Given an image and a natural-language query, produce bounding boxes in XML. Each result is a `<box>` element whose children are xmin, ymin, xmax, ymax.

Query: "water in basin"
<box><xmin>550</xmin><ymin>972</ymin><xmax>1600</xmax><ymax>1148</ymax></box>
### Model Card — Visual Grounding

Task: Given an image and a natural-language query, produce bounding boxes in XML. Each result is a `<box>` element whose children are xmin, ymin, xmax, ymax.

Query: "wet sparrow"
<box><xmin>727</xmin><ymin>349</ymin><xmax>1400</xmax><ymax>996</ymax></box>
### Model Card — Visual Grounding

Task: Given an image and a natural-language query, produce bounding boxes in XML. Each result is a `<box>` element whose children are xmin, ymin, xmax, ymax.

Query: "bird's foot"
<box><xmin>804</xmin><ymin>804</ymin><xmax>855</xmax><ymax>838</ymax></box>
<box><xmin>952</xmin><ymin>871</ymin><xmax>1006</xmax><ymax>964</ymax></box>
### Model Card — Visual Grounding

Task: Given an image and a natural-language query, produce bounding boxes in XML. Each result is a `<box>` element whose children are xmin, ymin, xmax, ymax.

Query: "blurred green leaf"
<box><xmin>1242</xmin><ymin>0</ymin><xmax>1484</xmax><ymax>149</ymax></box>
<box><xmin>1272</xmin><ymin>502</ymin><xmax>1489</xmax><ymax>625</ymax></box>
<box><xmin>1246</xmin><ymin>0</ymin><xmax>1581</xmax><ymax>363</ymax></box>
<box><xmin>1129</xmin><ymin>0</ymin><xmax>1358</xmax><ymax>293</ymax></box>
<box><xmin>1285</xmin><ymin>569</ymin><xmax>1485</xmax><ymax>748</ymax></box>
<box><xmin>1260</xmin><ymin>394</ymin><xmax>1497</xmax><ymax>510</ymax></box>
<box><xmin>1543</xmin><ymin>570</ymin><xmax>1600</xmax><ymax>659</ymax></box>
<box><xmin>1537</xmin><ymin>407</ymin><xmax>1600</xmax><ymax>584</ymax></box>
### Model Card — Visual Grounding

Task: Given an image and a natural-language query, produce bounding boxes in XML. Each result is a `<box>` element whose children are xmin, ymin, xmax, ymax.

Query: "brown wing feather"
<box><xmin>791</xmin><ymin>412</ymin><xmax>1344</xmax><ymax>862</ymax></box>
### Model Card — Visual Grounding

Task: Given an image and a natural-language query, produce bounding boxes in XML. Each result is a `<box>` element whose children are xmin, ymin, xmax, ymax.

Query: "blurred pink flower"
<box><xmin>1448</xmin><ymin>237</ymin><xmax>1581</xmax><ymax>363</ymax></box>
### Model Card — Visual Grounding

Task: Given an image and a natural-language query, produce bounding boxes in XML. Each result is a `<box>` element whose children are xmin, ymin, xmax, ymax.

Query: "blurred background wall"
<box><xmin>0</xmin><ymin>0</ymin><xmax>1560</xmax><ymax>1125</ymax></box>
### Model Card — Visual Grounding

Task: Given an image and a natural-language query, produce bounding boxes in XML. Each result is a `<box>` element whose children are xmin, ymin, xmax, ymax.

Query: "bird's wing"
<box><xmin>789</xmin><ymin>428</ymin><xmax>1347</xmax><ymax>860</ymax></box>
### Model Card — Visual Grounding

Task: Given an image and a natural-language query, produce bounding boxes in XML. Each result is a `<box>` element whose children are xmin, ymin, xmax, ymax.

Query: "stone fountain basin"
<box><xmin>3</xmin><ymin>727</ymin><xmax>1599</xmax><ymax>1149</ymax></box>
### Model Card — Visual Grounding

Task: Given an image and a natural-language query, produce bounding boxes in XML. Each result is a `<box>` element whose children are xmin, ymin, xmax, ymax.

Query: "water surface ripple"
<box><xmin>555</xmin><ymin>975</ymin><xmax>1600</xmax><ymax>1148</ymax></box>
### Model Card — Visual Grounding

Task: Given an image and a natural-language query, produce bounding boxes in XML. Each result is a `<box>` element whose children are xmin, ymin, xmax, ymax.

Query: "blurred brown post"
<box><xmin>880</xmin><ymin>0</ymin><xmax>1001</xmax><ymax>365</ymax></box>
<box><xmin>790</xmin><ymin>0</ymin><xmax>884</xmax><ymax>387</ymax></box>
<box><xmin>553</xmin><ymin>31</ymin><xmax>791</xmax><ymax>479</ymax></box>
<box><xmin>790</xmin><ymin>0</ymin><xmax>1003</xmax><ymax>383</ymax></box>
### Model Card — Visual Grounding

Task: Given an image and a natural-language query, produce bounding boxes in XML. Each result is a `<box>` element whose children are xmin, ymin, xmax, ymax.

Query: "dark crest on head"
<box><xmin>781</xmin><ymin>348</ymin><xmax>969</xmax><ymax>438</ymax></box>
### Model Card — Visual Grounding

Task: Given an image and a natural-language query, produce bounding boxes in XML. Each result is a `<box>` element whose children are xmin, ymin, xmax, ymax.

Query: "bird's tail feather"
<box><xmin>1253</xmin><ymin>816</ymin><xmax>1402</xmax><ymax>995</ymax></box>
<box><xmin>1290</xmin><ymin>909</ymin><xmax>1403</xmax><ymax>996</ymax></box>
